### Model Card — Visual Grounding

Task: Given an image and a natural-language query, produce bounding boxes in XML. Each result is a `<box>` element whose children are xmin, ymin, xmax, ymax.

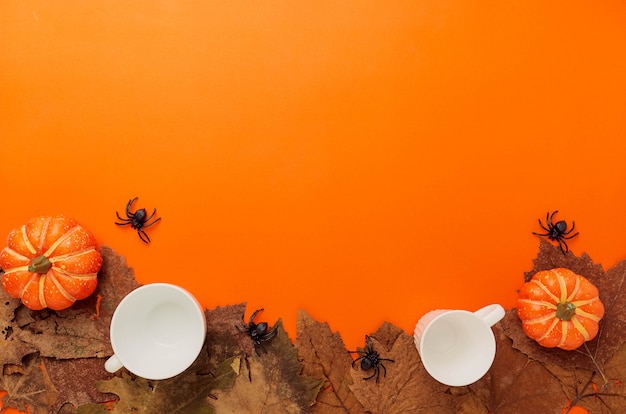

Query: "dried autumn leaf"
<box><xmin>295</xmin><ymin>309</ymin><xmax>366</xmax><ymax>414</ymax></box>
<box><xmin>470</xmin><ymin>324</ymin><xmax>567</xmax><ymax>413</ymax></box>
<box><xmin>15</xmin><ymin>245</ymin><xmax>141</xmax><ymax>359</ymax></box>
<box><xmin>86</xmin><ymin>245</ymin><xmax>142</xmax><ymax>322</ymax></box>
<box><xmin>503</xmin><ymin>239</ymin><xmax>626</xmax><ymax>371</ymax></box>
<box><xmin>204</xmin><ymin>303</ymin><xmax>248</xmax><ymax>370</ymax></box>
<box><xmin>546</xmin><ymin>341</ymin><xmax>626</xmax><ymax>413</ymax></box>
<box><xmin>210</xmin><ymin>319</ymin><xmax>323</xmax><ymax>414</ymax></box>
<box><xmin>592</xmin><ymin>259</ymin><xmax>626</xmax><ymax>362</ymax></box>
<box><xmin>43</xmin><ymin>357</ymin><xmax>117</xmax><ymax>413</ymax></box>
<box><xmin>523</xmin><ymin>239</ymin><xmax>605</xmax><ymax>284</ymax></box>
<box><xmin>349</xmin><ymin>322</ymin><xmax>473</xmax><ymax>414</ymax></box>
<box><xmin>74</xmin><ymin>347</ymin><xmax>239</xmax><ymax>414</ymax></box>
<box><xmin>0</xmin><ymin>353</ymin><xmax>59</xmax><ymax>414</ymax></box>
<box><xmin>0</xmin><ymin>288</ymin><xmax>36</xmax><ymax>368</ymax></box>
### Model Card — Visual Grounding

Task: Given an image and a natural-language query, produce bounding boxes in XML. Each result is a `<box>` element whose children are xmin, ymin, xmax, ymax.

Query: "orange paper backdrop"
<box><xmin>2</xmin><ymin>1</ymin><xmax>626</xmax><ymax>350</ymax></box>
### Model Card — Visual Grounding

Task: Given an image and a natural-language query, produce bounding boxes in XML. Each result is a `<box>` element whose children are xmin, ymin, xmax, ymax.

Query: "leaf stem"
<box><xmin>583</xmin><ymin>343</ymin><xmax>608</xmax><ymax>386</ymax></box>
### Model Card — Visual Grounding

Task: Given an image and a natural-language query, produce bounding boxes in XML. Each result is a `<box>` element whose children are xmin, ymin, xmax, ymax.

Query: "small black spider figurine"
<box><xmin>349</xmin><ymin>335</ymin><xmax>395</xmax><ymax>383</ymax></box>
<box><xmin>236</xmin><ymin>308</ymin><xmax>278</xmax><ymax>354</ymax></box>
<box><xmin>115</xmin><ymin>197</ymin><xmax>161</xmax><ymax>244</ymax></box>
<box><xmin>533</xmin><ymin>210</ymin><xmax>579</xmax><ymax>254</ymax></box>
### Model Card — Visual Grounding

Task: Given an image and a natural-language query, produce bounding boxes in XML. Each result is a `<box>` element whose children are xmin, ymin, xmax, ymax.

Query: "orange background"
<box><xmin>1</xmin><ymin>1</ymin><xmax>626</xmax><ymax>351</ymax></box>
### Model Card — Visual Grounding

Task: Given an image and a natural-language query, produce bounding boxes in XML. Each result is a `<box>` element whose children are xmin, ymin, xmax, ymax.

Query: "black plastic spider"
<box><xmin>349</xmin><ymin>335</ymin><xmax>395</xmax><ymax>383</ymax></box>
<box><xmin>533</xmin><ymin>210</ymin><xmax>579</xmax><ymax>254</ymax></box>
<box><xmin>115</xmin><ymin>197</ymin><xmax>161</xmax><ymax>244</ymax></box>
<box><xmin>236</xmin><ymin>308</ymin><xmax>278</xmax><ymax>354</ymax></box>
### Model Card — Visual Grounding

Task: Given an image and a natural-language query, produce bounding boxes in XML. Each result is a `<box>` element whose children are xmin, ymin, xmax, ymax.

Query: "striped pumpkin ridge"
<box><xmin>0</xmin><ymin>215</ymin><xmax>102</xmax><ymax>311</ymax></box>
<box><xmin>516</xmin><ymin>268</ymin><xmax>605</xmax><ymax>351</ymax></box>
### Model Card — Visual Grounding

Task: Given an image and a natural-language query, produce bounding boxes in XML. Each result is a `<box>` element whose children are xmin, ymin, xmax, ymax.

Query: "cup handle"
<box><xmin>104</xmin><ymin>354</ymin><xmax>124</xmax><ymax>373</ymax></box>
<box><xmin>473</xmin><ymin>304</ymin><xmax>505</xmax><ymax>327</ymax></box>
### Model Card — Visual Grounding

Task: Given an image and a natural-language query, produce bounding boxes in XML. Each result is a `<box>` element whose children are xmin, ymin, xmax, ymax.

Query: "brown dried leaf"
<box><xmin>523</xmin><ymin>239</ymin><xmax>605</xmax><ymax>283</ymax></box>
<box><xmin>295</xmin><ymin>309</ymin><xmax>366</xmax><ymax>414</ymax></box>
<box><xmin>88</xmin><ymin>245</ymin><xmax>142</xmax><ymax>319</ymax></box>
<box><xmin>43</xmin><ymin>357</ymin><xmax>117</xmax><ymax>413</ymax></box>
<box><xmin>594</xmin><ymin>259</ymin><xmax>626</xmax><ymax>362</ymax></box>
<box><xmin>503</xmin><ymin>239</ymin><xmax>626</xmax><ymax>371</ymax></box>
<box><xmin>14</xmin><ymin>245</ymin><xmax>141</xmax><ymax>360</ymax></box>
<box><xmin>546</xmin><ymin>341</ymin><xmax>626</xmax><ymax>412</ymax></box>
<box><xmin>0</xmin><ymin>288</ymin><xmax>36</xmax><ymax>368</ymax></box>
<box><xmin>204</xmin><ymin>303</ymin><xmax>248</xmax><ymax>370</ymax></box>
<box><xmin>349</xmin><ymin>322</ymin><xmax>470</xmax><ymax>414</ymax></box>
<box><xmin>210</xmin><ymin>320</ymin><xmax>323</xmax><ymax>414</ymax></box>
<box><xmin>74</xmin><ymin>347</ymin><xmax>238</xmax><ymax>414</ymax></box>
<box><xmin>0</xmin><ymin>353</ymin><xmax>59</xmax><ymax>414</ymax></box>
<box><xmin>470</xmin><ymin>324</ymin><xmax>567</xmax><ymax>413</ymax></box>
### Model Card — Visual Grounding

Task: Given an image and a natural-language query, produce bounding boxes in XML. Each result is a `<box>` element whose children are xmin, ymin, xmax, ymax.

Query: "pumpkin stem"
<box><xmin>28</xmin><ymin>255</ymin><xmax>52</xmax><ymax>274</ymax></box>
<box><xmin>556</xmin><ymin>302</ymin><xmax>577</xmax><ymax>321</ymax></box>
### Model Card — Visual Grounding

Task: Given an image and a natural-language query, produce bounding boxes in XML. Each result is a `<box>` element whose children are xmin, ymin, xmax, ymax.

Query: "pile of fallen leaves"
<box><xmin>1</xmin><ymin>241</ymin><xmax>626</xmax><ymax>413</ymax></box>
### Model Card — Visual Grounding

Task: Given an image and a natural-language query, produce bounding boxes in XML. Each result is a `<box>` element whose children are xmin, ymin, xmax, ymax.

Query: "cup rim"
<box><xmin>109</xmin><ymin>283</ymin><xmax>206</xmax><ymax>380</ymax></box>
<box><xmin>417</xmin><ymin>310</ymin><xmax>496</xmax><ymax>386</ymax></box>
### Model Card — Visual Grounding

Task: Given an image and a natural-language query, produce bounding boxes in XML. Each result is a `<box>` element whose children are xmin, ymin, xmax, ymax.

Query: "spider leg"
<box><xmin>532</xmin><ymin>231</ymin><xmax>550</xmax><ymax>236</ymax></box>
<box><xmin>548</xmin><ymin>211</ymin><xmax>558</xmax><ymax>227</ymax></box>
<box><xmin>562</xmin><ymin>232</ymin><xmax>579</xmax><ymax>240</ymax></box>
<box><xmin>144</xmin><ymin>208</ymin><xmax>158</xmax><ymax>222</ymax></box>
<box><xmin>138</xmin><ymin>229</ymin><xmax>151</xmax><ymax>244</ymax></box>
<box><xmin>126</xmin><ymin>197</ymin><xmax>138</xmax><ymax>216</ymax></box>
<box><xmin>350</xmin><ymin>355</ymin><xmax>365</xmax><ymax>368</ymax></box>
<box><xmin>254</xmin><ymin>342</ymin><xmax>267</xmax><ymax>356</ymax></box>
<box><xmin>558</xmin><ymin>239</ymin><xmax>569</xmax><ymax>254</ymax></box>
<box><xmin>363</xmin><ymin>367</ymin><xmax>377</xmax><ymax>381</ymax></box>
<box><xmin>116</xmin><ymin>212</ymin><xmax>129</xmax><ymax>221</ymax></box>
<box><xmin>248</xmin><ymin>308</ymin><xmax>264</xmax><ymax>325</ymax></box>
<box><xmin>115</xmin><ymin>221</ymin><xmax>132</xmax><ymax>226</ymax></box>
<box><xmin>143</xmin><ymin>216</ymin><xmax>161</xmax><ymax>228</ymax></box>
<box><xmin>260</xmin><ymin>324</ymin><xmax>278</xmax><ymax>342</ymax></box>
<box><xmin>380</xmin><ymin>362</ymin><xmax>387</xmax><ymax>378</ymax></box>
<box><xmin>536</xmin><ymin>219</ymin><xmax>550</xmax><ymax>233</ymax></box>
<box><xmin>562</xmin><ymin>221</ymin><xmax>578</xmax><ymax>236</ymax></box>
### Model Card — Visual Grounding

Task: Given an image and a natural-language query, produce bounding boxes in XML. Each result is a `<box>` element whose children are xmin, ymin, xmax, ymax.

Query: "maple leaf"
<box><xmin>74</xmin><ymin>347</ymin><xmax>239</xmax><ymax>414</ymax></box>
<box><xmin>210</xmin><ymin>319</ymin><xmax>323</xmax><ymax>414</ymax></box>
<box><xmin>502</xmin><ymin>239</ymin><xmax>626</xmax><ymax>372</ymax></box>
<box><xmin>0</xmin><ymin>353</ymin><xmax>59</xmax><ymax>414</ymax></box>
<box><xmin>0</xmin><ymin>288</ymin><xmax>36</xmax><ymax>368</ymax></box>
<box><xmin>349</xmin><ymin>322</ymin><xmax>478</xmax><ymax>414</ymax></box>
<box><xmin>470</xmin><ymin>324</ymin><xmax>567</xmax><ymax>413</ymax></box>
<box><xmin>546</xmin><ymin>341</ymin><xmax>626</xmax><ymax>413</ymax></box>
<box><xmin>295</xmin><ymin>309</ymin><xmax>366</xmax><ymax>414</ymax></box>
<box><xmin>43</xmin><ymin>357</ymin><xmax>117</xmax><ymax>413</ymax></box>
<box><xmin>204</xmin><ymin>303</ymin><xmax>248</xmax><ymax>370</ymax></box>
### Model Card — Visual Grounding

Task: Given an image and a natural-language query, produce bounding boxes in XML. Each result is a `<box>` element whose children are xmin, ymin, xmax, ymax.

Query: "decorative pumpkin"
<box><xmin>517</xmin><ymin>268</ymin><xmax>604</xmax><ymax>350</ymax></box>
<box><xmin>0</xmin><ymin>215</ymin><xmax>102</xmax><ymax>310</ymax></box>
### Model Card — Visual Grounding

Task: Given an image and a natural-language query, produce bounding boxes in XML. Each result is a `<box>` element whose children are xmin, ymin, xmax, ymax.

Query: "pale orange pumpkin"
<box><xmin>0</xmin><ymin>215</ymin><xmax>102</xmax><ymax>310</ymax></box>
<box><xmin>517</xmin><ymin>268</ymin><xmax>604</xmax><ymax>350</ymax></box>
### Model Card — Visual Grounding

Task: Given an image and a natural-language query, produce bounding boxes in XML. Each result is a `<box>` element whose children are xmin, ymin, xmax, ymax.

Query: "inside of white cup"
<box><xmin>110</xmin><ymin>284</ymin><xmax>206</xmax><ymax>380</ymax></box>
<box><xmin>420</xmin><ymin>311</ymin><xmax>496</xmax><ymax>386</ymax></box>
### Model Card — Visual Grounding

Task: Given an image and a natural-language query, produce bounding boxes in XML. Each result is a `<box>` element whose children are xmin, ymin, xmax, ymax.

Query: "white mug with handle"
<box><xmin>105</xmin><ymin>283</ymin><xmax>207</xmax><ymax>380</ymax></box>
<box><xmin>413</xmin><ymin>304</ymin><xmax>505</xmax><ymax>386</ymax></box>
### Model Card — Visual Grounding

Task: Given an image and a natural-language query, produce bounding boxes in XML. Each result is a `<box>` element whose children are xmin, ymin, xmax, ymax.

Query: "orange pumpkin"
<box><xmin>0</xmin><ymin>215</ymin><xmax>102</xmax><ymax>310</ymax></box>
<box><xmin>517</xmin><ymin>268</ymin><xmax>604</xmax><ymax>350</ymax></box>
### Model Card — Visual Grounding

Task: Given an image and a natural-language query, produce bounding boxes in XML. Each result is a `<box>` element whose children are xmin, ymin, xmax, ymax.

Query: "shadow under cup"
<box><xmin>418</xmin><ymin>311</ymin><xmax>496</xmax><ymax>387</ymax></box>
<box><xmin>108</xmin><ymin>284</ymin><xmax>206</xmax><ymax>380</ymax></box>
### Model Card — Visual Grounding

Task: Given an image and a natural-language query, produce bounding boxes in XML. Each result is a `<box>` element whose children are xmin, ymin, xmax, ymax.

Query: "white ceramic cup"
<box><xmin>104</xmin><ymin>283</ymin><xmax>207</xmax><ymax>380</ymax></box>
<box><xmin>413</xmin><ymin>304</ymin><xmax>505</xmax><ymax>386</ymax></box>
